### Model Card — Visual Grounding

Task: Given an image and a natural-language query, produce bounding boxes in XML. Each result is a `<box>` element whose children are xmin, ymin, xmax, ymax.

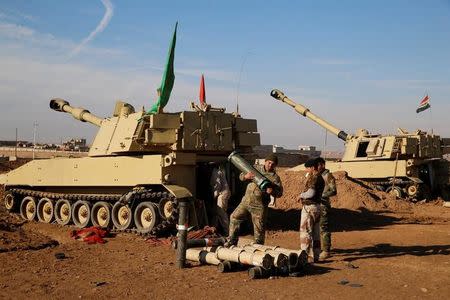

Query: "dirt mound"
<box><xmin>0</xmin><ymin>158</ymin><xmax>30</xmax><ymax>174</ymax></box>
<box><xmin>279</xmin><ymin>170</ymin><xmax>413</xmax><ymax>211</ymax></box>
<box><xmin>273</xmin><ymin>169</ymin><xmax>449</xmax><ymax>225</ymax></box>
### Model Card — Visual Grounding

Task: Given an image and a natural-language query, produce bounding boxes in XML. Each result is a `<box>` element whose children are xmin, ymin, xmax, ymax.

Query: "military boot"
<box><xmin>223</xmin><ymin>237</ymin><xmax>237</xmax><ymax>248</ymax></box>
<box><xmin>319</xmin><ymin>251</ymin><xmax>331</xmax><ymax>260</ymax></box>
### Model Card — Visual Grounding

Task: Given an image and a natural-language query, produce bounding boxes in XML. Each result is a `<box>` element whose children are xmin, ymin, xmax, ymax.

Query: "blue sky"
<box><xmin>0</xmin><ymin>0</ymin><xmax>449</xmax><ymax>151</ymax></box>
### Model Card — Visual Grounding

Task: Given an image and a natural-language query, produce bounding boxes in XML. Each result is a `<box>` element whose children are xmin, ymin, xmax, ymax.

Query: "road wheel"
<box><xmin>55</xmin><ymin>199</ymin><xmax>72</xmax><ymax>225</ymax></box>
<box><xmin>37</xmin><ymin>198</ymin><xmax>55</xmax><ymax>223</ymax></box>
<box><xmin>112</xmin><ymin>202</ymin><xmax>133</xmax><ymax>230</ymax></box>
<box><xmin>158</xmin><ymin>198</ymin><xmax>176</xmax><ymax>219</ymax></box>
<box><xmin>91</xmin><ymin>201</ymin><xmax>112</xmax><ymax>228</ymax></box>
<box><xmin>72</xmin><ymin>200</ymin><xmax>91</xmax><ymax>228</ymax></box>
<box><xmin>4</xmin><ymin>191</ymin><xmax>17</xmax><ymax>212</ymax></box>
<box><xmin>134</xmin><ymin>202</ymin><xmax>159</xmax><ymax>234</ymax></box>
<box><xmin>20</xmin><ymin>196</ymin><xmax>37</xmax><ymax>221</ymax></box>
<box><xmin>386</xmin><ymin>186</ymin><xmax>403</xmax><ymax>198</ymax></box>
<box><xmin>406</xmin><ymin>184</ymin><xmax>418</xmax><ymax>198</ymax></box>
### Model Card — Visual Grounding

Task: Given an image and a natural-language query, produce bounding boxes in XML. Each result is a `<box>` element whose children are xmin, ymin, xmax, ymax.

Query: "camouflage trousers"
<box><xmin>228</xmin><ymin>201</ymin><xmax>267</xmax><ymax>245</ymax></box>
<box><xmin>211</xmin><ymin>191</ymin><xmax>231</xmax><ymax>236</ymax></box>
<box><xmin>320</xmin><ymin>202</ymin><xmax>331</xmax><ymax>252</ymax></box>
<box><xmin>212</xmin><ymin>206</ymin><xmax>229</xmax><ymax>236</ymax></box>
<box><xmin>300</xmin><ymin>203</ymin><xmax>321</xmax><ymax>261</ymax></box>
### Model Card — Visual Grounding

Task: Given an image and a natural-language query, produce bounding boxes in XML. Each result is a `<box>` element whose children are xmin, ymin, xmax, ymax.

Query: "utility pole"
<box><xmin>323</xmin><ymin>128</ymin><xmax>328</xmax><ymax>159</ymax></box>
<box><xmin>15</xmin><ymin>128</ymin><xmax>18</xmax><ymax>158</ymax></box>
<box><xmin>33</xmin><ymin>122</ymin><xmax>38</xmax><ymax>160</ymax></box>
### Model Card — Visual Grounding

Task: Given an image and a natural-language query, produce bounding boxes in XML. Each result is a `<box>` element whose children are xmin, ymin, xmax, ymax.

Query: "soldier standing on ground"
<box><xmin>298</xmin><ymin>159</ymin><xmax>325</xmax><ymax>263</ymax></box>
<box><xmin>210</xmin><ymin>163</ymin><xmax>231</xmax><ymax>235</ymax></box>
<box><xmin>226</xmin><ymin>154</ymin><xmax>283</xmax><ymax>246</ymax></box>
<box><xmin>316</xmin><ymin>157</ymin><xmax>337</xmax><ymax>260</ymax></box>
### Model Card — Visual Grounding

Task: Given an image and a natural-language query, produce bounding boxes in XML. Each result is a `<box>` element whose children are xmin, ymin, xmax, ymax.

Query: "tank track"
<box><xmin>7</xmin><ymin>188</ymin><xmax>179</xmax><ymax>237</ymax></box>
<box><xmin>368</xmin><ymin>180</ymin><xmax>429</xmax><ymax>201</ymax></box>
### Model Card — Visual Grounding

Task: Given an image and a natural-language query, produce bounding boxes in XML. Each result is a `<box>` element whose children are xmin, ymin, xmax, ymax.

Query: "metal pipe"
<box><xmin>176</xmin><ymin>200</ymin><xmax>189</xmax><ymax>269</ymax></box>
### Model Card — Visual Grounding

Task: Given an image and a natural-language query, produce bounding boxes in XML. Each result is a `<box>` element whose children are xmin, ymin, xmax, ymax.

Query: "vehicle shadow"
<box><xmin>333</xmin><ymin>243</ymin><xmax>450</xmax><ymax>262</ymax></box>
<box><xmin>266</xmin><ymin>207</ymin><xmax>401</xmax><ymax>232</ymax></box>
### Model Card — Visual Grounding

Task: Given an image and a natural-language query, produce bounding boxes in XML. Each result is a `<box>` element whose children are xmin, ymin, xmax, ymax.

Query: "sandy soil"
<box><xmin>0</xmin><ymin>164</ymin><xmax>449</xmax><ymax>299</ymax></box>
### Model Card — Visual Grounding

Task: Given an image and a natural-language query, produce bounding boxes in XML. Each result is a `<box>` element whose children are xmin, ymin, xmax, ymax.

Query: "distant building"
<box><xmin>0</xmin><ymin>140</ymin><xmax>27</xmax><ymax>147</ymax></box>
<box><xmin>61</xmin><ymin>138</ymin><xmax>89</xmax><ymax>152</ymax></box>
<box><xmin>253</xmin><ymin>144</ymin><xmax>320</xmax><ymax>167</ymax></box>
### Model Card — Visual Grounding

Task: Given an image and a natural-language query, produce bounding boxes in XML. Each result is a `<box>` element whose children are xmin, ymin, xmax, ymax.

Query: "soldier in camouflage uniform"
<box><xmin>298</xmin><ymin>159</ymin><xmax>325</xmax><ymax>263</ymax></box>
<box><xmin>316</xmin><ymin>157</ymin><xmax>337</xmax><ymax>260</ymax></box>
<box><xmin>226</xmin><ymin>154</ymin><xmax>283</xmax><ymax>246</ymax></box>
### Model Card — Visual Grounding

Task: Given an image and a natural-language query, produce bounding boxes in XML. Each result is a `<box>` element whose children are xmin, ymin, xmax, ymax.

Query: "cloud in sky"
<box><xmin>68</xmin><ymin>0</ymin><xmax>114</xmax><ymax>58</ymax></box>
<box><xmin>0</xmin><ymin>8</ymin><xmax>37</xmax><ymax>23</ymax></box>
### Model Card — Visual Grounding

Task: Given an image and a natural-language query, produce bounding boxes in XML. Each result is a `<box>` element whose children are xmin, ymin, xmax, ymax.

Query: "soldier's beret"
<box><xmin>304</xmin><ymin>159</ymin><xmax>317</xmax><ymax>168</ymax></box>
<box><xmin>265</xmin><ymin>153</ymin><xmax>278</xmax><ymax>164</ymax></box>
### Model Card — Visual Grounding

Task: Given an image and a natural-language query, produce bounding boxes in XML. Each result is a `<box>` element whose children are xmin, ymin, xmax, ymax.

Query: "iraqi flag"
<box><xmin>416</xmin><ymin>95</ymin><xmax>430</xmax><ymax>113</ymax></box>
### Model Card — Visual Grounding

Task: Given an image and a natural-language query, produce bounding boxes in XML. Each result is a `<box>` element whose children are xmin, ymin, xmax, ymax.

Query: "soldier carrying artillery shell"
<box><xmin>226</xmin><ymin>154</ymin><xmax>283</xmax><ymax>246</ymax></box>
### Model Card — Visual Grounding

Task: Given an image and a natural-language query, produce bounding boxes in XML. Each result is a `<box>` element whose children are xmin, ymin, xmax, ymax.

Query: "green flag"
<box><xmin>147</xmin><ymin>22</ymin><xmax>177</xmax><ymax>114</ymax></box>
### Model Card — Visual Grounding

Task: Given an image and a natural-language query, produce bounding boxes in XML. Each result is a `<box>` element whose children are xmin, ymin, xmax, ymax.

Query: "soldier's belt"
<box><xmin>301</xmin><ymin>199</ymin><xmax>320</xmax><ymax>205</ymax></box>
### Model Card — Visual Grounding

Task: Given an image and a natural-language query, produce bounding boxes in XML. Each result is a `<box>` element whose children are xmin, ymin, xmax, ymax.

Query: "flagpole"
<box><xmin>429</xmin><ymin>106</ymin><xmax>433</xmax><ymax>135</ymax></box>
<box><xmin>427</xmin><ymin>91</ymin><xmax>432</xmax><ymax>134</ymax></box>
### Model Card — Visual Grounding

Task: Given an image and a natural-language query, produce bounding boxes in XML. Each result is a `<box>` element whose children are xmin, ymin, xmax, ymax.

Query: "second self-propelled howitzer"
<box><xmin>271</xmin><ymin>89</ymin><xmax>450</xmax><ymax>201</ymax></box>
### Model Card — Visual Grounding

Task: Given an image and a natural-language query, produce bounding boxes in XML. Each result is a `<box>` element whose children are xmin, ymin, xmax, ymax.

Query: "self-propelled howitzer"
<box><xmin>2</xmin><ymin>98</ymin><xmax>261</xmax><ymax>234</ymax></box>
<box><xmin>271</xmin><ymin>89</ymin><xmax>450</xmax><ymax>201</ymax></box>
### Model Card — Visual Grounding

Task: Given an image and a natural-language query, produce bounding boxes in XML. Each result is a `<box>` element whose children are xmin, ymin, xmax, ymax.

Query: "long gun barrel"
<box><xmin>270</xmin><ymin>89</ymin><xmax>350</xmax><ymax>142</ymax></box>
<box><xmin>50</xmin><ymin>98</ymin><xmax>104</xmax><ymax>127</ymax></box>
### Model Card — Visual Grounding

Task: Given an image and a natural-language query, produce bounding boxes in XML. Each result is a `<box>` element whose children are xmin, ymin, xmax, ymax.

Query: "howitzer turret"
<box><xmin>271</xmin><ymin>89</ymin><xmax>450</xmax><ymax>201</ymax></box>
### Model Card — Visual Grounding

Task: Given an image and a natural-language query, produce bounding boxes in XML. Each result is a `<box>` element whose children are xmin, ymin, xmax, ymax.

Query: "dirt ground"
<box><xmin>1</xmin><ymin>164</ymin><xmax>449</xmax><ymax>299</ymax></box>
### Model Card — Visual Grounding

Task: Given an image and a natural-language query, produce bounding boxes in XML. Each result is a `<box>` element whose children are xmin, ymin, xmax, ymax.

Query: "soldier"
<box><xmin>316</xmin><ymin>157</ymin><xmax>337</xmax><ymax>260</ymax></box>
<box><xmin>226</xmin><ymin>154</ymin><xmax>283</xmax><ymax>246</ymax></box>
<box><xmin>298</xmin><ymin>159</ymin><xmax>325</xmax><ymax>263</ymax></box>
<box><xmin>210</xmin><ymin>163</ymin><xmax>231</xmax><ymax>235</ymax></box>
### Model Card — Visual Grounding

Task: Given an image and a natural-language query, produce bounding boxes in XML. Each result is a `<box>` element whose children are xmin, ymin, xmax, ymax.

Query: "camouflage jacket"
<box><xmin>301</xmin><ymin>172</ymin><xmax>325</xmax><ymax>204</ymax></box>
<box><xmin>239</xmin><ymin>164</ymin><xmax>283</xmax><ymax>207</ymax></box>
<box><xmin>320</xmin><ymin>169</ymin><xmax>337</xmax><ymax>202</ymax></box>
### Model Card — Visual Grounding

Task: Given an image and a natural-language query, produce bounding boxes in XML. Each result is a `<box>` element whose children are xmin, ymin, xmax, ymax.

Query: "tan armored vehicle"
<box><xmin>271</xmin><ymin>89</ymin><xmax>450</xmax><ymax>201</ymax></box>
<box><xmin>1</xmin><ymin>99</ymin><xmax>260</xmax><ymax>234</ymax></box>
